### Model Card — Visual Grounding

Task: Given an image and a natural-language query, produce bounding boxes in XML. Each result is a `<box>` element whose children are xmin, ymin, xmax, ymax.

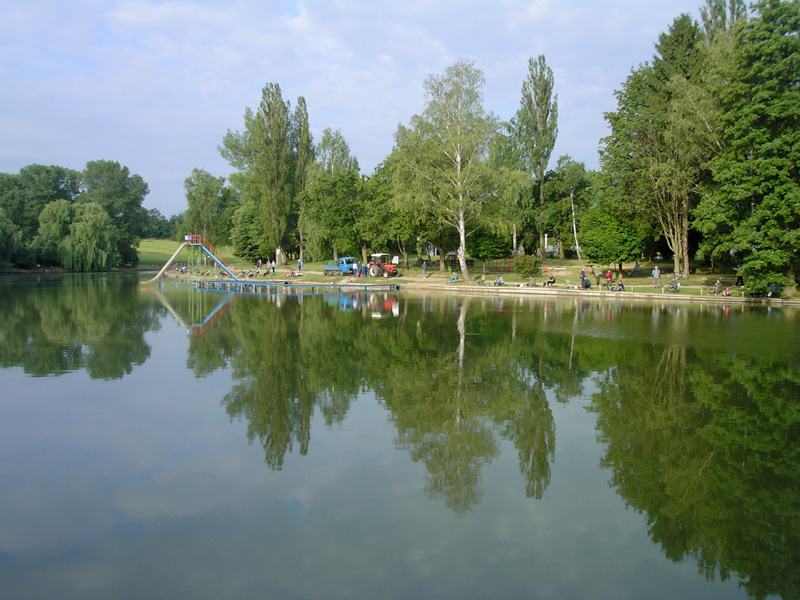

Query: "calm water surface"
<box><xmin>0</xmin><ymin>274</ymin><xmax>797</xmax><ymax>599</ymax></box>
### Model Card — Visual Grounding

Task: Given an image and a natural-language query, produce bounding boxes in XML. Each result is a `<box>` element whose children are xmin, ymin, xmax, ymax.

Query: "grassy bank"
<box><xmin>137</xmin><ymin>239</ymin><xmax>749</xmax><ymax>297</ymax></box>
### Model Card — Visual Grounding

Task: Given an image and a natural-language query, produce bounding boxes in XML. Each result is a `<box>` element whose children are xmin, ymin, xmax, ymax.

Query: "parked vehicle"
<box><xmin>323</xmin><ymin>256</ymin><xmax>358</xmax><ymax>276</ymax></box>
<box><xmin>367</xmin><ymin>253</ymin><xmax>399</xmax><ymax>278</ymax></box>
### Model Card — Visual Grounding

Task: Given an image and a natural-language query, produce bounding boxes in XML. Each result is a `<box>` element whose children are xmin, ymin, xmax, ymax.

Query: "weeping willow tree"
<box><xmin>57</xmin><ymin>203</ymin><xmax>120</xmax><ymax>271</ymax></box>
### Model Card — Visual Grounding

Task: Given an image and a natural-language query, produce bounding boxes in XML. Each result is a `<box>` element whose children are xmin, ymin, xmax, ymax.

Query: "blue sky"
<box><xmin>1</xmin><ymin>0</ymin><xmax>703</xmax><ymax>217</ymax></box>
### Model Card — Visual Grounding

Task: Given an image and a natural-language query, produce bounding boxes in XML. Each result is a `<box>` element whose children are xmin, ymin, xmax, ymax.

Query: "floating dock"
<box><xmin>192</xmin><ymin>279</ymin><xmax>401</xmax><ymax>295</ymax></box>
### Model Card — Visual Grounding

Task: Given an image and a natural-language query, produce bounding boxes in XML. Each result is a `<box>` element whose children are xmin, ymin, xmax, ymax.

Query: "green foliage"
<box><xmin>31</xmin><ymin>199</ymin><xmax>119</xmax><ymax>270</ymax></box>
<box><xmin>81</xmin><ymin>160</ymin><xmax>148</xmax><ymax>267</ymax></box>
<box><xmin>516</xmin><ymin>55</ymin><xmax>558</xmax><ymax>258</ymax></box>
<box><xmin>0</xmin><ymin>161</ymin><xmax>147</xmax><ymax>268</ymax></box>
<box><xmin>695</xmin><ymin>0</ymin><xmax>800</xmax><ymax>295</ymax></box>
<box><xmin>513</xmin><ymin>253</ymin><xmax>542</xmax><ymax>278</ymax></box>
<box><xmin>311</xmin><ymin>128</ymin><xmax>359</xmax><ymax>177</ymax></box>
<box><xmin>141</xmin><ymin>208</ymin><xmax>173</xmax><ymax>239</ymax></box>
<box><xmin>0</xmin><ymin>165</ymin><xmax>81</xmax><ymax>244</ymax></box>
<box><xmin>301</xmin><ymin>169</ymin><xmax>363</xmax><ymax>258</ymax></box>
<box><xmin>579</xmin><ymin>210</ymin><xmax>643</xmax><ymax>266</ymax></box>
<box><xmin>184</xmin><ymin>168</ymin><xmax>238</xmax><ymax>247</ymax></box>
<box><xmin>393</xmin><ymin>59</ymin><xmax>500</xmax><ymax>280</ymax></box>
<box><xmin>467</xmin><ymin>229</ymin><xmax>512</xmax><ymax>260</ymax></box>
<box><xmin>33</xmin><ymin>199</ymin><xmax>73</xmax><ymax>264</ymax></box>
<box><xmin>57</xmin><ymin>203</ymin><xmax>120</xmax><ymax>271</ymax></box>
<box><xmin>601</xmin><ymin>14</ymin><xmax>715</xmax><ymax>276</ymax></box>
<box><xmin>543</xmin><ymin>155</ymin><xmax>591</xmax><ymax>258</ymax></box>
<box><xmin>230</xmin><ymin>200</ymin><xmax>267</xmax><ymax>261</ymax></box>
<box><xmin>219</xmin><ymin>83</ymin><xmax>301</xmax><ymax>264</ymax></box>
<box><xmin>0</xmin><ymin>206</ymin><xmax>21</xmax><ymax>262</ymax></box>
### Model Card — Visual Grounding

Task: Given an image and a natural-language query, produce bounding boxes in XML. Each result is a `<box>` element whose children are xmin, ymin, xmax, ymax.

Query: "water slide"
<box><xmin>142</xmin><ymin>235</ymin><xmax>240</xmax><ymax>285</ymax></box>
<box><xmin>141</xmin><ymin>242</ymin><xmax>188</xmax><ymax>284</ymax></box>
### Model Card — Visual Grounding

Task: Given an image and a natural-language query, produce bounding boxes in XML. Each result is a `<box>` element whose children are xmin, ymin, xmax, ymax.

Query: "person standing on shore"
<box><xmin>652</xmin><ymin>265</ymin><xmax>661</xmax><ymax>287</ymax></box>
<box><xmin>735</xmin><ymin>264</ymin><xmax>744</xmax><ymax>287</ymax></box>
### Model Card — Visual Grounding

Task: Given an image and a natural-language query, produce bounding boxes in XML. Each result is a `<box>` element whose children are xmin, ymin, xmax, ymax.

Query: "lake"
<box><xmin>0</xmin><ymin>273</ymin><xmax>797</xmax><ymax>599</ymax></box>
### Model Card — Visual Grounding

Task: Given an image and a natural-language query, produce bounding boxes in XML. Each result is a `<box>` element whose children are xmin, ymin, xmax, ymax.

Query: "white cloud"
<box><xmin>1</xmin><ymin>0</ymin><xmax>701</xmax><ymax>216</ymax></box>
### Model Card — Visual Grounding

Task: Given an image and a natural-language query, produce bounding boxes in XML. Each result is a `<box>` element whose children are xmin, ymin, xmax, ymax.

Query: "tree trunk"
<box><xmin>570</xmin><ymin>190</ymin><xmax>582</xmax><ymax>261</ymax></box>
<box><xmin>397</xmin><ymin>236</ymin><xmax>408</xmax><ymax>269</ymax></box>
<box><xmin>513</xmin><ymin>223</ymin><xmax>517</xmax><ymax>255</ymax></box>
<box><xmin>682</xmin><ymin>195</ymin><xmax>690</xmax><ymax>276</ymax></box>
<box><xmin>784</xmin><ymin>266</ymin><xmax>798</xmax><ymax>298</ymax></box>
<box><xmin>299</xmin><ymin>231</ymin><xmax>304</xmax><ymax>263</ymax></box>
<box><xmin>457</xmin><ymin>209</ymin><xmax>470</xmax><ymax>281</ymax></box>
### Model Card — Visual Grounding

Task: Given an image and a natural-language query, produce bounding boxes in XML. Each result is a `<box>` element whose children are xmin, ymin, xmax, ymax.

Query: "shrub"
<box><xmin>513</xmin><ymin>254</ymin><xmax>542</xmax><ymax>278</ymax></box>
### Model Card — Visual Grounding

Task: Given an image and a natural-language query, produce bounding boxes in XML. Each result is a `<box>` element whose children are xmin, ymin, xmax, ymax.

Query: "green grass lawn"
<box><xmin>137</xmin><ymin>239</ymin><xmax>184</xmax><ymax>266</ymax></box>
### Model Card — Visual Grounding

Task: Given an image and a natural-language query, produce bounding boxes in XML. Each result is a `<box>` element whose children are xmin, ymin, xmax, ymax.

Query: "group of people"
<box><xmin>712</xmin><ymin>279</ymin><xmax>732</xmax><ymax>296</ymax></box>
<box><xmin>578</xmin><ymin>266</ymin><xmax>624</xmax><ymax>291</ymax></box>
<box><xmin>351</xmin><ymin>260</ymin><xmax>368</xmax><ymax>278</ymax></box>
<box><xmin>255</xmin><ymin>258</ymin><xmax>276</xmax><ymax>274</ymax></box>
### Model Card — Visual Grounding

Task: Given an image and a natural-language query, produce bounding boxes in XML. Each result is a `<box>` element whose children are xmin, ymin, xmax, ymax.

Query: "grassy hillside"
<box><xmin>138</xmin><ymin>239</ymin><xmax>184</xmax><ymax>267</ymax></box>
<box><xmin>137</xmin><ymin>239</ymin><xmax>243</xmax><ymax>271</ymax></box>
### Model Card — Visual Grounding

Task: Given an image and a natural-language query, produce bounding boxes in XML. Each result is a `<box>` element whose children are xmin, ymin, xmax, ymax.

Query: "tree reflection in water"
<box><xmin>3</xmin><ymin>277</ymin><xmax>798</xmax><ymax>597</ymax></box>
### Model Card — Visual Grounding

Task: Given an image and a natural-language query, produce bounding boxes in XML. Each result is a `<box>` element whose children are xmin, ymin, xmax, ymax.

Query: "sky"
<box><xmin>1</xmin><ymin>0</ymin><xmax>704</xmax><ymax>218</ymax></box>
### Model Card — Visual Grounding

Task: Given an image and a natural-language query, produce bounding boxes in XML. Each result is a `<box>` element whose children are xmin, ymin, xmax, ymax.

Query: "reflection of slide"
<box><xmin>146</xmin><ymin>287</ymin><xmax>235</xmax><ymax>336</ymax></box>
<box><xmin>141</xmin><ymin>242</ymin><xmax>188</xmax><ymax>284</ymax></box>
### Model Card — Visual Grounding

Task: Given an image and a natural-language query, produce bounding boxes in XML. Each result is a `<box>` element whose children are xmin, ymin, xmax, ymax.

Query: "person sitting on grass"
<box><xmin>545</xmin><ymin>273</ymin><xmax>556</xmax><ymax>287</ymax></box>
<box><xmin>450</xmin><ymin>272</ymin><xmax>459</xmax><ymax>284</ymax></box>
<box><xmin>493</xmin><ymin>275</ymin><xmax>505</xmax><ymax>287</ymax></box>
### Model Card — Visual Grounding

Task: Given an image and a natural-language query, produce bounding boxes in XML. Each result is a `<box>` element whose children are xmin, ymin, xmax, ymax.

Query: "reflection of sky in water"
<box><xmin>0</xmin><ymin>302</ymin><xmax>762</xmax><ymax>599</ymax></box>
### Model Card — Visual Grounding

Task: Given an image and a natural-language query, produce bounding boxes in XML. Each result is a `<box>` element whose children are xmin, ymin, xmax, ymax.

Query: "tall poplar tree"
<box><xmin>291</xmin><ymin>97</ymin><xmax>313</xmax><ymax>262</ymax></box>
<box><xmin>516</xmin><ymin>55</ymin><xmax>558</xmax><ymax>259</ymax></box>
<box><xmin>220</xmin><ymin>83</ymin><xmax>295</xmax><ymax>264</ymax></box>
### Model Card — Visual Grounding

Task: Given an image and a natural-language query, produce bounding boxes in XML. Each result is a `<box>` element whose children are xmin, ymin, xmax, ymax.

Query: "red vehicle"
<box><xmin>367</xmin><ymin>253</ymin><xmax>399</xmax><ymax>277</ymax></box>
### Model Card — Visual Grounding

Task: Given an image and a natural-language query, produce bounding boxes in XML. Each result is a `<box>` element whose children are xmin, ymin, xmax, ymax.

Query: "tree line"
<box><xmin>186</xmin><ymin>0</ymin><xmax>796</xmax><ymax>295</ymax></box>
<box><xmin>0</xmin><ymin>160</ymin><xmax>180</xmax><ymax>270</ymax></box>
<box><xmin>2</xmin><ymin>0</ymin><xmax>796</xmax><ymax>294</ymax></box>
